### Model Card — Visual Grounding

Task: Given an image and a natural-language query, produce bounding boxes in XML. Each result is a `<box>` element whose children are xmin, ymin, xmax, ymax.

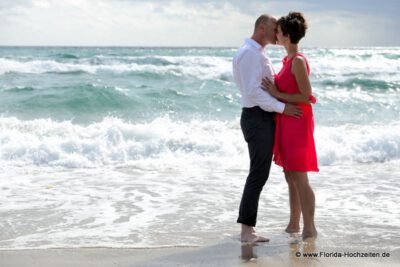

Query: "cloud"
<box><xmin>0</xmin><ymin>0</ymin><xmax>248</xmax><ymax>46</ymax></box>
<box><xmin>0</xmin><ymin>0</ymin><xmax>398</xmax><ymax>46</ymax></box>
<box><xmin>304</xmin><ymin>11</ymin><xmax>399</xmax><ymax>47</ymax></box>
<box><xmin>0</xmin><ymin>0</ymin><xmax>31</xmax><ymax>9</ymax></box>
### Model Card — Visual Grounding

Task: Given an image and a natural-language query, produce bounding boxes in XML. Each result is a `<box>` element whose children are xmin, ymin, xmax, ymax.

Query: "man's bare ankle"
<box><xmin>241</xmin><ymin>224</ymin><xmax>255</xmax><ymax>234</ymax></box>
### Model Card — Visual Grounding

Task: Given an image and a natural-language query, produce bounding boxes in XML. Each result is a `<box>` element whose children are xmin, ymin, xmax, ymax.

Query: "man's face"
<box><xmin>256</xmin><ymin>17</ymin><xmax>277</xmax><ymax>47</ymax></box>
<box><xmin>264</xmin><ymin>19</ymin><xmax>278</xmax><ymax>45</ymax></box>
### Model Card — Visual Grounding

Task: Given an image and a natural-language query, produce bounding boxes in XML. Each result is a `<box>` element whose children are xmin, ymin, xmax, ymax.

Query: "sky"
<box><xmin>0</xmin><ymin>0</ymin><xmax>399</xmax><ymax>47</ymax></box>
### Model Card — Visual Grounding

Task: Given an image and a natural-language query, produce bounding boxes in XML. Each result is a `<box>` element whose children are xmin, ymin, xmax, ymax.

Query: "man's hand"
<box><xmin>283</xmin><ymin>104</ymin><xmax>303</xmax><ymax>118</ymax></box>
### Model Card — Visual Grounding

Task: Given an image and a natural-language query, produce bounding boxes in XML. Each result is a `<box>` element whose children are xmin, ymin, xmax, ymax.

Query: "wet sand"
<box><xmin>1</xmin><ymin>237</ymin><xmax>399</xmax><ymax>267</ymax></box>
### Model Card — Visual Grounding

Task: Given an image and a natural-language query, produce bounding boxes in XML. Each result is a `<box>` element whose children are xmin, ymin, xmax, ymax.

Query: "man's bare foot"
<box><xmin>241</xmin><ymin>233</ymin><xmax>270</xmax><ymax>243</ymax></box>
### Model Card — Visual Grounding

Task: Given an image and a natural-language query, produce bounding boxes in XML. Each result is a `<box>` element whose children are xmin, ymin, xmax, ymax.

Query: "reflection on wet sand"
<box><xmin>241</xmin><ymin>243</ymin><xmax>257</xmax><ymax>262</ymax></box>
<box><xmin>288</xmin><ymin>236</ymin><xmax>319</xmax><ymax>267</ymax></box>
<box><xmin>239</xmin><ymin>234</ymin><xmax>320</xmax><ymax>267</ymax></box>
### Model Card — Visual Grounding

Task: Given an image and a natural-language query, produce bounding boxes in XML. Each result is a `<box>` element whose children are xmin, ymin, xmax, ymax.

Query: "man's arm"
<box><xmin>262</xmin><ymin>77</ymin><xmax>311</xmax><ymax>104</ymax></box>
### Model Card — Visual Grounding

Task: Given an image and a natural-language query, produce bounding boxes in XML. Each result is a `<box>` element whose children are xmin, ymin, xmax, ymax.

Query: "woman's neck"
<box><xmin>284</xmin><ymin>43</ymin><xmax>299</xmax><ymax>59</ymax></box>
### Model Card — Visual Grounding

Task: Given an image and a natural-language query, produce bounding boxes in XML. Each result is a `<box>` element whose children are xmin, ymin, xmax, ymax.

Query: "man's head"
<box><xmin>252</xmin><ymin>14</ymin><xmax>277</xmax><ymax>47</ymax></box>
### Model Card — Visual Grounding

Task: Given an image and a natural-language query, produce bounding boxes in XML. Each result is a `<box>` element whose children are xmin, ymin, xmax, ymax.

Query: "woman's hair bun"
<box><xmin>277</xmin><ymin>12</ymin><xmax>308</xmax><ymax>44</ymax></box>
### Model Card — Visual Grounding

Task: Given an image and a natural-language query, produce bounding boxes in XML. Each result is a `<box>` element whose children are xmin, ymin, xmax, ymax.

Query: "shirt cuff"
<box><xmin>276</xmin><ymin>101</ymin><xmax>285</xmax><ymax>114</ymax></box>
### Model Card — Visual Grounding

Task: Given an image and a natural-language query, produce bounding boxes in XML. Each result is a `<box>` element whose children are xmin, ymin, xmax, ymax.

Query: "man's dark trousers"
<box><xmin>237</xmin><ymin>106</ymin><xmax>275</xmax><ymax>227</ymax></box>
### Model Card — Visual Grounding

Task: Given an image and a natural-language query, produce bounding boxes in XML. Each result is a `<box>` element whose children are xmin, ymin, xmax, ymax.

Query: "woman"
<box><xmin>262</xmin><ymin>12</ymin><xmax>318</xmax><ymax>239</ymax></box>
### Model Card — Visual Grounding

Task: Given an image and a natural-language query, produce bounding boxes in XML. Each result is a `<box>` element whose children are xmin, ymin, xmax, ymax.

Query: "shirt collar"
<box><xmin>245</xmin><ymin>38</ymin><xmax>263</xmax><ymax>52</ymax></box>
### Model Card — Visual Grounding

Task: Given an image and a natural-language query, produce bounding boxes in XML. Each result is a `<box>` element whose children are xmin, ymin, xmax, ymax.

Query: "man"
<box><xmin>232</xmin><ymin>14</ymin><xmax>303</xmax><ymax>243</ymax></box>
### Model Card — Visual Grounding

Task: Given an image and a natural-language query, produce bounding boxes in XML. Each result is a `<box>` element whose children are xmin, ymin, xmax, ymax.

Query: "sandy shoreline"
<box><xmin>1</xmin><ymin>237</ymin><xmax>399</xmax><ymax>267</ymax></box>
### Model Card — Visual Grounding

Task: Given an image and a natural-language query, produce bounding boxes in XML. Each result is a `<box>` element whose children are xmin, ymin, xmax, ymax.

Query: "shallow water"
<box><xmin>0</xmin><ymin>46</ymin><xmax>399</xmax><ymax>251</ymax></box>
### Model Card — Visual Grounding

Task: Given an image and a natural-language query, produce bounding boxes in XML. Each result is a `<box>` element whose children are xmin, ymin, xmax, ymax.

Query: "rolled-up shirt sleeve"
<box><xmin>237</xmin><ymin>50</ymin><xmax>285</xmax><ymax>113</ymax></box>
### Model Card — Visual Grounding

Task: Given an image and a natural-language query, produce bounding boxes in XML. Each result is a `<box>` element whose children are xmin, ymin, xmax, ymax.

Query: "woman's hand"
<box><xmin>261</xmin><ymin>78</ymin><xmax>279</xmax><ymax>97</ymax></box>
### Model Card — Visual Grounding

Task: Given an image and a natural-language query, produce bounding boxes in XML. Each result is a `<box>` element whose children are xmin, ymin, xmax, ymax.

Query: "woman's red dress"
<box><xmin>273</xmin><ymin>52</ymin><xmax>319</xmax><ymax>172</ymax></box>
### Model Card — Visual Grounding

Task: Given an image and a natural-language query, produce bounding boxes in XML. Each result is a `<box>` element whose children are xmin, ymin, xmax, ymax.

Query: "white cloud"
<box><xmin>0</xmin><ymin>0</ymin><xmax>249</xmax><ymax>46</ymax></box>
<box><xmin>304</xmin><ymin>11</ymin><xmax>398</xmax><ymax>47</ymax></box>
<box><xmin>0</xmin><ymin>0</ymin><xmax>397</xmax><ymax>46</ymax></box>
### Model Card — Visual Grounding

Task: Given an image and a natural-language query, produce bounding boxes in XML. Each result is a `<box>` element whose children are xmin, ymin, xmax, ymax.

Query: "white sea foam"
<box><xmin>1</xmin><ymin>157</ymin><xmax>399</xmax><ymax>250</ymax></box>
<box><xmin>0</xmin><ymin>117</ymin><xmax>398</xmax><ymax>250</ymax></box>
<box><xmin>316</xmin><ymin>123</ymin><xmax>400</xmax><ymax>165</ymax></box>
<box><xmin>0</xmin><ymin>116</ymin><xmax>399</xmax><ymax>170</ymax></box>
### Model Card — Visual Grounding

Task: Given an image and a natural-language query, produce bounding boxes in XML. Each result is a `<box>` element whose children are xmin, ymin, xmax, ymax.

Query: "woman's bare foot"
<box><xmin>302</xmin><ymin>227</ymin><xmax>318</xmax><ymax>240</ymax></box>
<box><xmin>285</xmin><ymin>222</ymin><xmax>300</xmax><ymax>233</ymax></box>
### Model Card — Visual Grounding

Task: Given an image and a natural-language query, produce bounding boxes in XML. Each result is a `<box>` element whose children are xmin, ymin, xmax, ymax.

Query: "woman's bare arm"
<box><xmin>261</xmin><ymin>56</ymin><xmax>312</xmax><ymax>104</ymax></box>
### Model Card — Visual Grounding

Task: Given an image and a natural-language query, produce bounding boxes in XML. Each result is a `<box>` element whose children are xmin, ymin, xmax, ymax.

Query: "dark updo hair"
<box><xmin>277</xmin><ymin>12</ymin><xmax>307</xmax><ymax>44</ymax></box>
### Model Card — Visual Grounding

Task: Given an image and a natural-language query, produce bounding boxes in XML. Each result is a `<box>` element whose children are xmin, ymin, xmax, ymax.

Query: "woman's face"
<box><xmin>276</xmin><ymin>25</ymin><xmax>288</xmax><ymax>45</ymax></box>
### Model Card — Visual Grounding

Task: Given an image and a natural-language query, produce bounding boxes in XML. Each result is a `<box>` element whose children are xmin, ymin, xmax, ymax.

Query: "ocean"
<box><xmin>0</xmin><ymin>46</ymin><xmax>399</xmax><ymax>252</ymax></box>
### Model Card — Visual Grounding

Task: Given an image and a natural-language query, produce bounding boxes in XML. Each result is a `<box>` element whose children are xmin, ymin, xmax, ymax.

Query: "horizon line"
<box><xmin>0</xmin><ymin>45</ymin><xmax>399</xmax><ymax>49</ymax></box>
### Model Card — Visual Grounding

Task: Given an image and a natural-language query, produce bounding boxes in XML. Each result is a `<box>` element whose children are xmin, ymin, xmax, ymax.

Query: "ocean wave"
<box><xmin>0</xmin><ymin>84</ymin><xmax>141</xmax><ymax>119</ymax></box>
<box><xmin>267</xmin><ymin>47</ymin><xmax>400</xmax><ymax>81</ymax></box>
<box><xmin>0</xmin><ymin>58</ymin><xmax>97</xmax><ymax>75</ymax></box>
<box><xmin>0</xmin><ymin>116</ymin><xmax>398</xmax><ymax>169</ymax></box>
<box><xmin>54</xmin><ymin>53</ymin><xmax>80</xmax><ymax>59</ymax></box>
<box><xmin>0</xmin><ymin>56</ymin><xmax>232</xmax><ymax>80</ymax></box>
<box><xmin>2</xmin><ymin>48</ymin><xmax>399</xmax><ymax>83</ymax></box>
<box><xmin>94</xmin><ymin>55</ymin><xmax>180</xmax><ymax>66</ymax></box>
<box><xmin>316</xmin><ymin>123</ymin><xmax>400</xmax><ymax>165</ymax></box>
<box><xmin>318</xmin><ymin>78</ymin><xmax>399</xmax><ymax>91</ymax></box>
<box><xmin>308</xmin><ymin>54</ymin><xmax>400</xmax><ymax>79</ymax></box>
<box><xmin>0</xmin><ymin>83</ymin><xmax>240</xmax><ymax>121</ymax></box>
<box><xmin>0</xmin><ymin>86</ymin><xmax>35</xmax><ymax>92</ymax></box>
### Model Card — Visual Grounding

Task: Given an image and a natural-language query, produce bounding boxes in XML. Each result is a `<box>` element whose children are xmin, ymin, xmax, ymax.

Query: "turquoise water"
<box><xmin>0</xmin><ymin>47</ymin><xmax>238</xmax><ymax>123</ymax></box>
<box><xmin>1</xmin><ymin>47</ymin><xmax>399</xmax><ymax>125</ymax></box>
<box><xmin>0</xmin><ymin>46</ymin><xmax>399</xmax><ymax>250</ymax></box>
<box><xmin>1</xmin><ymin>46</ymin><xmax>399</xmax><ymax>166</ymax></box>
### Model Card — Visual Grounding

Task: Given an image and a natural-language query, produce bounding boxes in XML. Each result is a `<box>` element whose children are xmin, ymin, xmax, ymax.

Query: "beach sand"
<box><xmin>1</xmin><ymin>237</ymin><xmax>399</xmax><ymax>267</ymax></box>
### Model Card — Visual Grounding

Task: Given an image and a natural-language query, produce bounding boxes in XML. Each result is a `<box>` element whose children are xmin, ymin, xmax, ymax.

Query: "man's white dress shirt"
<box><xmin>232</xmin><ymin>38</ymin><xmax>285</xmax><ymax>113</ymax></box>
